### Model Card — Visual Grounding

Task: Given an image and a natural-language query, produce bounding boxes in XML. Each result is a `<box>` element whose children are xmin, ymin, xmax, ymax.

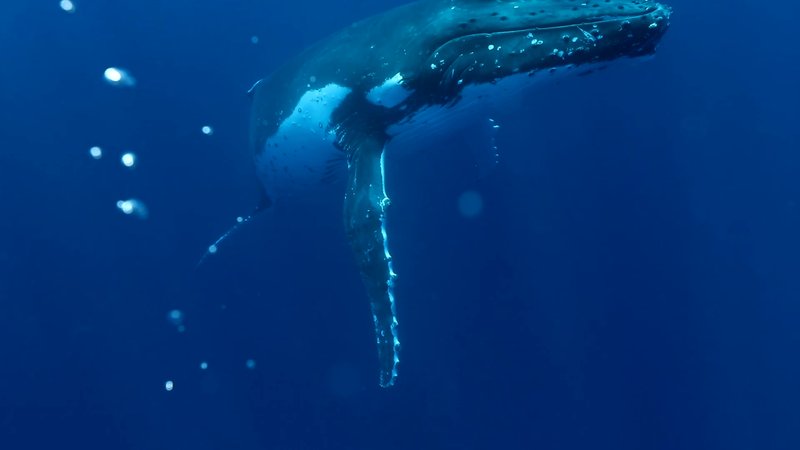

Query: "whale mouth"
<box><xmin>485</xmin><ymin>3</ymin><xmax>671</xmax><ymax>35</ymax></box>
<box><xmin>433</xmin><ymin>2</ymin><xmax>671</xmax><ymax>55</ymax></box>
<box><xmin>576</xmin><ymin>3</ymin><xmax>671</xmax><ymax>28</ymax></box>
<box><xmin>429</xmin><ymin>2</ymin><xmax>672</xmax><ymax>60</ymax></box>
<box><xmin>438</xmin><ymin>3</ymin><xmax>671</xmax><ymax>46</ymax></box>
<box><xmin>425</xmin><ymin>2</ymin><xmax>671</xmax><ymax>87</ymax></box>
<box><xmin>575</xmin><ymin>3</ymin><xmax>665</xmax><ymax>25</ymax></box>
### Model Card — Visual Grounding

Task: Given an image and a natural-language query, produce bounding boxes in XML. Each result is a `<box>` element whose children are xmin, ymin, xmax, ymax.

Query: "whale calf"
<box><xmin>244</xmin><ymin>0</ymin><xmax>671</xmax><ymax>387</ymax></box>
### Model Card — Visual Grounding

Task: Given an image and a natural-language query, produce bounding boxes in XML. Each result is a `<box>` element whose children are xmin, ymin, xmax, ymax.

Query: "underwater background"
<box><xmin>1</xmin><ymin>0</ymin><xmax>799</xmax><ymax>449</ymax></box>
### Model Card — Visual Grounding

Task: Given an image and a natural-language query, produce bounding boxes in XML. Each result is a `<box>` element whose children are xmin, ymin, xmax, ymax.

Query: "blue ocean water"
<box><xmin>1</xmin><ymin>1</ymin><xmax>798</xmax><ymax>449</ymax></box>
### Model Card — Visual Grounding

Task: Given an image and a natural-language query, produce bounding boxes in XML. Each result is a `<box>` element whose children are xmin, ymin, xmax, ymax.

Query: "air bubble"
<box><xmin>201</xmin><ymin>125</ymin><xmax>214</xmax><ymax>135</ymax></box>
<box><xmin>120</xmin><ymin>152</ymin><xmax>136</xmax><ymax>168</ymax></box>
<box><xmin>89</xmin><ymin>146</ymin><xmax>102</xmax><ymax>159</ymax></box>
<box><xmin>103</xmin><ymin>67</ymin><xmax>136</xmax><ymax>87</ymax></box>
<box><xmin>59</xmin><ymin>0</ymin><xmax>75</xmax><ymax>13</ymax></box>
<box><xmin>167</xmin><ymin>309</ymin><xmax>185</xmax><ymax>332</ymax></box>
<box><xmin>116</xmin><ymin>199</ymin><xmax>149</xmax><ymax>219</ymax></box>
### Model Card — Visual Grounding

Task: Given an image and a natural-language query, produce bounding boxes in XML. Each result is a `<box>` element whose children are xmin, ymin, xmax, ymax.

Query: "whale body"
<box><xmin>246</xmin><ymin>0</ymin><xmax>672</xmax><ymax>387</ymax></box>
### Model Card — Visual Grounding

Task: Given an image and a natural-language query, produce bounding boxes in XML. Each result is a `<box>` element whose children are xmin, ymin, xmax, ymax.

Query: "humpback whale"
<box><xmin>244</xmin><ymin>0</ymin><xmax>671</xmax><ymax>387</ymax></box>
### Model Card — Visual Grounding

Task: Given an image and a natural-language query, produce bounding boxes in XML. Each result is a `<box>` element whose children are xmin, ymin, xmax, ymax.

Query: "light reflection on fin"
<box><xmin>343</xmin><ymin>138</ymin><xmax>400</xmax><ymax>388</ymax></box>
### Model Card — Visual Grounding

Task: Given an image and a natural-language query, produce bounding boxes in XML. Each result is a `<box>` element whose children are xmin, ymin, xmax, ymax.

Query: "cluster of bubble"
<box><xmin>167</xmin><ymin>309</ymin><xmax>186</xmax><ymax>332</ymax></box>
<box><xmin>116</xmin><ymin>199</ymin><xmax>149</xmax><ymax>219</ymax></box>
<box><xmin>65</xmin><ymin>1</ymin><xmax>252</xmax><ymax>394</ymax></box>
<box><xmin>88</xmin><ymin>64</ymin><xmax>146</xmax><ymax>219</ymax></box>
<box><xmin>88</xmin><ymin>70</ymin><xmax>215</xmax><ymax>220</ymax></box>
<box><xmin>160</xmin><ymin>312</ymin><xmax>259</xmax><ymax>392</ymax></box>
<box><xmin>87</xmin><ymin>142</ymin><xmax>150</xmax><ymax>218</ymax></box>
<box><xmin>162</xmin><ymin>358</ymin><xmax>258</xmax><ymax>392</ymax></box>
<box><xmin>67</xmin><ymin>2</ymin><xmax>216</xmax><ymax>221</ymax></box>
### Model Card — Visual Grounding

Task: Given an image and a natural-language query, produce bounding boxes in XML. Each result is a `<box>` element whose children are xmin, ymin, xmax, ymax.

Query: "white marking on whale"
<box><xmin>366</xmin><ymin>72</ymin><xmax>412</xmax><ymax>108</ymax></box>
<box><xmin>257</xmin><ymin>83</ymin><xmax>351</xmax><ymax>196</ymax></box>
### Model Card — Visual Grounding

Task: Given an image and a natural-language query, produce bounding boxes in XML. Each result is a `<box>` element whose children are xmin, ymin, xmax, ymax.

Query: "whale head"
<box><xmin>420</xmin><ymin>0</ymin><xmax>672</xmax><ymax>88</ymax></box>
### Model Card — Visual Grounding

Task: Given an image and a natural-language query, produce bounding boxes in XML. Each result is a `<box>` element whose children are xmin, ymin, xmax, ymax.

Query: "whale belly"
<box><xmin>256</xmin><ymin>84</ymin><xmax>351</xmax><ymax>197</ymax></box>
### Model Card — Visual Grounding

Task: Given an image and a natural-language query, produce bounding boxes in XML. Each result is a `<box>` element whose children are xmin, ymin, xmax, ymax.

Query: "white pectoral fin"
<box><xmin>343</xmin><ymin>137</ymin><xmax>400</xmax><ymax>388</ymax></box>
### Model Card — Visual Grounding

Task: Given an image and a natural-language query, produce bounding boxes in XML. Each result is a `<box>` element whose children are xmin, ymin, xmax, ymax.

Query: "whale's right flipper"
<box><xmin>342</xmin><ymin>136</ymin><xmax>399</xmax><ymax>388</ymax></box>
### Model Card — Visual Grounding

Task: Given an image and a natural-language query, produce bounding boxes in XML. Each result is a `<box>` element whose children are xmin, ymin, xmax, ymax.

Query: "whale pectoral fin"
<box><xmin>343</xmin><ymin>138</ymin><xmax>399</xmax><ymax>388</ymax></box>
